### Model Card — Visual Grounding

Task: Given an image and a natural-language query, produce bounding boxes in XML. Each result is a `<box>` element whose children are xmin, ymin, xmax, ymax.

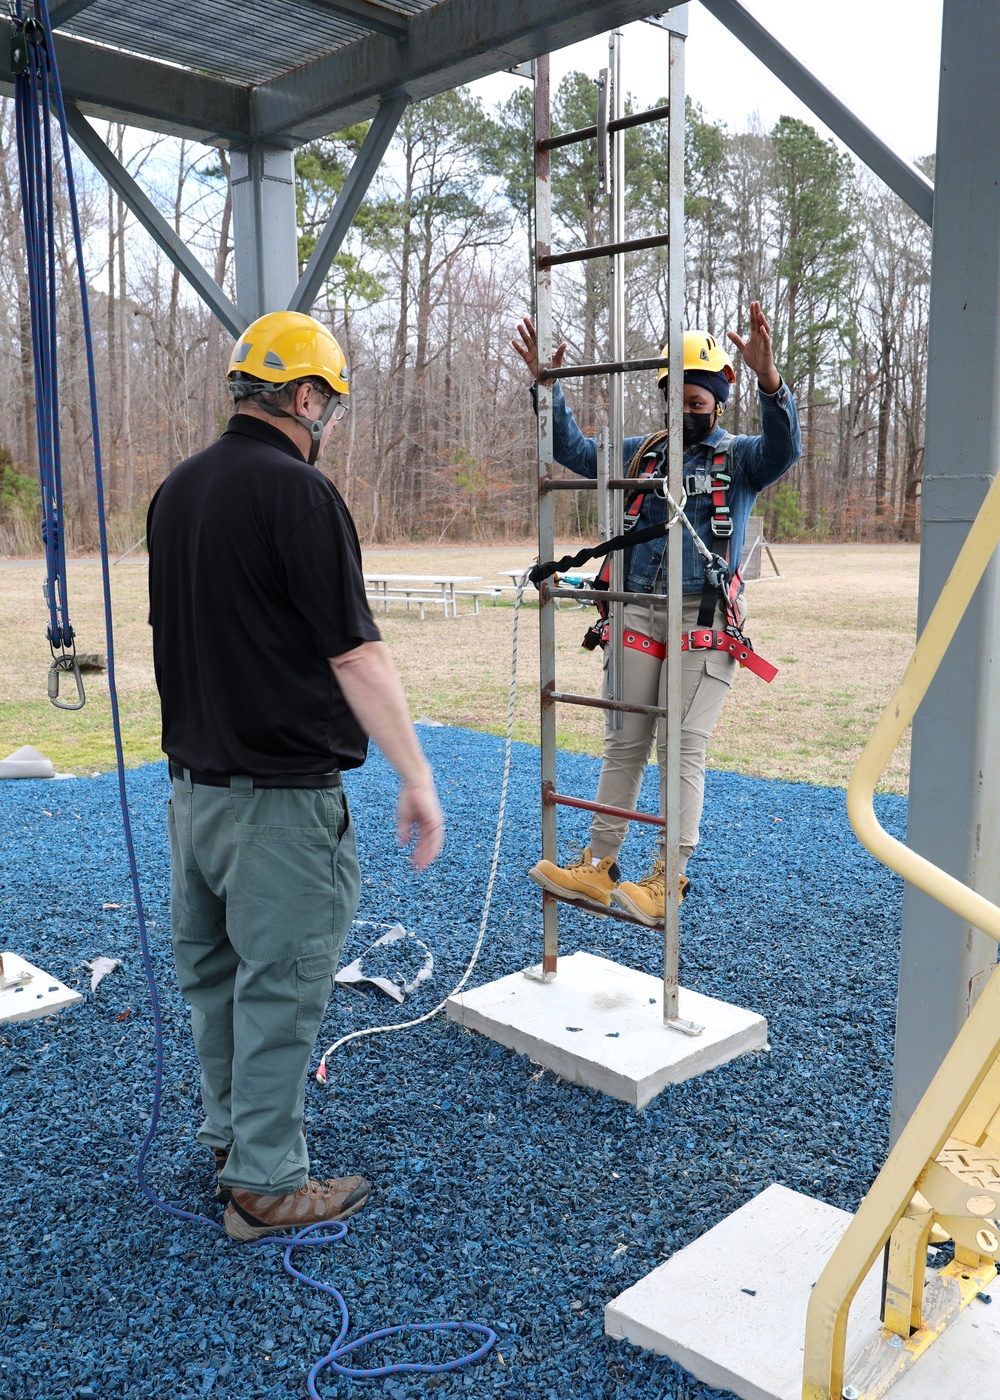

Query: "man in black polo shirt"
<box><xmin>147</xmin><ymin>310</ymin><xmax>443</xmax><ymax>1242</ymax></box>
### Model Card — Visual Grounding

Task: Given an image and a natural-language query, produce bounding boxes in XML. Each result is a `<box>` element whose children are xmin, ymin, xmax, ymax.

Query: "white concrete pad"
<box><xmin>0</xmin><ymin>951</ymin><xmax>83</xmax><ymax>1022</ymax></box>
<box><xmin>446</xmin><ymin>950</ymin><xmax>767</xmax><ymax>1109</ymax></box>
<box><xmin>605</xmin><ymin>1182</ymin><xmax>1000</xmax><ymax>1400</ymax></box>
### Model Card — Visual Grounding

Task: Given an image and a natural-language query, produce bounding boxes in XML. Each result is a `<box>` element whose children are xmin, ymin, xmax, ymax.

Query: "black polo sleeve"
<box><xmin>277</xmin><ymin>493</ymin><xmax>382</xmax><ymax>658</ymax></box>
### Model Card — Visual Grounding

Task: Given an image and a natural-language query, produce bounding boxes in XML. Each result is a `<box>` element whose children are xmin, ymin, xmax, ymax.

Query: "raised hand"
<box><xmin>727</xmin><ymin>302</ymin><xmax>781</xmax><ymax>394</ymax></box>
<box><xmin>511</xmin><ymin>314</ymin><xmax>567</xmax><ymax>381</ymax></box>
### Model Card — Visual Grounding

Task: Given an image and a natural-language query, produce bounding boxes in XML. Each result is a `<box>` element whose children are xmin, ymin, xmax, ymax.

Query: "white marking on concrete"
<box><xmin>0</xmin><ymin>951</ymin><xmax>83</xmax><ymax>1023</ymax></box>
<box><xmin>605</xmin><ymin>1183</ymin><xmax>1000</xmax><ymax>1400</ymax></box>
<box><xmin>446</xmin><ymin>950</ymin><xmax>767</xmax><ymax>1109</ymax></box>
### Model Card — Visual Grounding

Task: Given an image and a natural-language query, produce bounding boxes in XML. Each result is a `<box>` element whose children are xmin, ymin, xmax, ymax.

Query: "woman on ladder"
<box><xmin>511</xmin><ymin>302</ymin><xmax>801</xmax><ymax>923</ymax></box>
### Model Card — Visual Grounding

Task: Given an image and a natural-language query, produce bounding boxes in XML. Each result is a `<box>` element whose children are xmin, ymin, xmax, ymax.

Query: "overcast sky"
<box><xmin>469</xmin><ymin>1</ymin><xmax>943</xmax><ymax>170</ymax></box>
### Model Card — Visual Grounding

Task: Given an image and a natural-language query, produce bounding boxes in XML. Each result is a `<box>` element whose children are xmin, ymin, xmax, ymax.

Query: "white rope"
<box><xmin>316</xmin><ymin>569</ymin><xmax>531</xmax><ymax>1084</ymax></box>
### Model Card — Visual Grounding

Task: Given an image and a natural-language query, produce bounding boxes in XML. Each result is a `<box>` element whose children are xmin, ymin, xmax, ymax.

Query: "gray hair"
<box><xmin>229</xmin><ymin>373</ymin><xmax>331</xmax><ymax>418</ymax></box>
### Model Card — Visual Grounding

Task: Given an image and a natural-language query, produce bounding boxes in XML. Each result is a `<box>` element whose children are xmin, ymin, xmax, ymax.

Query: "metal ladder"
<box><xmin>531</xmin><ymin>20</ymin><xmax>700</xmax><ymax>1035</ymax></box>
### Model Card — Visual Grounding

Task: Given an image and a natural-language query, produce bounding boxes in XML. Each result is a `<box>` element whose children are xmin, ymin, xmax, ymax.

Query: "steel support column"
<box><xmin>230</xmin><ymin>143</ymin><xmax>299</xmax><ymax>321</ymax></box>
<box><xmin>890</xmin><ymin>0</ymin><xmax>1000</xmax><ymax>1140</ymax></box>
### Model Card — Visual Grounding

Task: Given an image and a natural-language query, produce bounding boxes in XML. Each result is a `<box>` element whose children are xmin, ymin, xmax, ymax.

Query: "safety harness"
<box><xmin>535</xmin><ymin>431</ymin><xmax>777</xmax><ymax>683</ymax></box>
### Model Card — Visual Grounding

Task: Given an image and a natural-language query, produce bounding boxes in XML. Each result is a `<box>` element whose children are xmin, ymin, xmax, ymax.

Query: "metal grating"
<box><xmin>59</xmin><ymin>0</ymin><xmax>437</xmax><ymax>87</ymax></box>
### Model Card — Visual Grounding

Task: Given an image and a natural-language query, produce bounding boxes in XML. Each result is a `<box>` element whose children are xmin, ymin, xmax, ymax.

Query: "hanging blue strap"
<box><xmin>12</xmin><ymin>5</ymin><xmax>84</xmax><ymax>708</ymax></box>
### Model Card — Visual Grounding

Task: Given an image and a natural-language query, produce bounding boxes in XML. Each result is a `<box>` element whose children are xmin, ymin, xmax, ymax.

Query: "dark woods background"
<box><xmin>0</xmin><ymin>81</ymin><xmax>931</xmax><ymax>553</ymax></box>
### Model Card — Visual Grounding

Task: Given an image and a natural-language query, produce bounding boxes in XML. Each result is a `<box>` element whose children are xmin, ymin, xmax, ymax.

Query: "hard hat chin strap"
<box><xmin>272</xmin><ymin>394</ymin><xmax>340</xmax><ymax>465</ymax></box>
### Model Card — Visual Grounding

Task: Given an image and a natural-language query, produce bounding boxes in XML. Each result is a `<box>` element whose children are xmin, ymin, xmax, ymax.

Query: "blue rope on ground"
<box><xmin>11</xmin><ymin>4</ymin><xmax>496</xmax><ymax>1389</ymax></box>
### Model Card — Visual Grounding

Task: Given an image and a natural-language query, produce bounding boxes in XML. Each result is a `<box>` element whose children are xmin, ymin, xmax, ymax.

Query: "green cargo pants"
<box><xmin>167</xmin><ymin>771</ymin><xmax>360</xmax><ymax>1197</ymax></box>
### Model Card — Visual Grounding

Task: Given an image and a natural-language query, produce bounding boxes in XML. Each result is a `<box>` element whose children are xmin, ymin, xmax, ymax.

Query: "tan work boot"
<box><xmin>528</xmin><ymin>842</ymin><xmax>620</xmax><ymax>909</ymax></box>
<box><xmin>612</xmin><ymin>858</ymin><xmax>690</xmax><ymax>925</ymax></box>
<box><xmin>224</xmin><ymin>1174</ymin><xmax>370</xmax><ymax>1241</ymax></box>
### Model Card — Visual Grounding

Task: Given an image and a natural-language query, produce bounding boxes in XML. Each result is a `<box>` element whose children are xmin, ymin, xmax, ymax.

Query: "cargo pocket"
<box><xmin>296</xmin><ymin>951</ymin><xmax>338</xmax><ymax>1041</ymax></box>
<box><xmin>228</xmin><ymin>823</ymin><xmax>338</xmax><ymax>963</ymax></box>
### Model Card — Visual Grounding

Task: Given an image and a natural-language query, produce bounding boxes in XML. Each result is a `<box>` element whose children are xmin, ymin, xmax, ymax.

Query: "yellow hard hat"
<box><xmin>657</xmin><ymin>331</ymin><xmax>735</xmax><ymax>388</ymax></box>
<box><xmin>228</xmin><ymin>311</ymin><xmax>349</xmax><ymax>396</ymax></box>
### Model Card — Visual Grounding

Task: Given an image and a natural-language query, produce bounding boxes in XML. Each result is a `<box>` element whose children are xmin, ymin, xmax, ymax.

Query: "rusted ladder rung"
<box><xmin>536</xmin><ymin>102</ymin><xmax>672</xmax><ymax>152</ymax></box>
<box><xmin>540</xmin><ymin>478</ymin><xmax>645</xmax><ymax>492</ymax></box>
<box><xmin>538</xmin><ymin>231</ymin><xmax>669</xmax><ymax>269</ymax></box>
<box><xmin>539</xmin><ymin>887</ymin><xmax>663</xmax><ymax>928</ymax></box>
<box><xmin>539</xmin><ymin>357</ymin><xmax>669</xmax><ymax>381</ymax></box>
<box><xmin>544</xmin><ymin>586</ymin><xmax>670</xmax><ymax>607</ymax></box>
<box><xmin>547</xmin><ymin>687</ymin><xmax>667</xmax><ymax>719</ymax></box>
<box><xmin>546</xmin><ymin>790</ymin><xmax>664</xmax><ymax>827</ymax></box>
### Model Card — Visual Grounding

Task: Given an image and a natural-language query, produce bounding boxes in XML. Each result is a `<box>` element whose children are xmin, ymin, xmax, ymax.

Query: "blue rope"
<box><xmin>12</xmin><ymin>6</ymin><xmax>496</xmax><ymax>1391</ymax></box>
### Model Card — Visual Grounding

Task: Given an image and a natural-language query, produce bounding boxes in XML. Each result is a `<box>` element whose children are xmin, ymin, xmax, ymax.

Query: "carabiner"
<box><xmin>47</xmin><ymin>653</ymin><xmax>86</xmax><ymax>711</ymax></box>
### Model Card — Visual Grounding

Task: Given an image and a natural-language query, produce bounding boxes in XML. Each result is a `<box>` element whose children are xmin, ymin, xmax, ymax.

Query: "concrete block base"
<box><xmin>0</xmin><ymin>951</ymin><xmax>83</xmax><ymax>1023</ymax></box>
<box><xmin>605</xmin><ymin>1183</ymin><xmax>1000</xmax><ymax>1400</ymax></box>
<box><xmin>446</xmin><ymin>950</ymin><xmax>767</xmax><ymax>1109</ymax></box>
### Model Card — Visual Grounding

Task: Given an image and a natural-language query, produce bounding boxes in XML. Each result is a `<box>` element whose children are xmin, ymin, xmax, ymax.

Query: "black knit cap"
<box><xmin>682</xmin><ymin>367</ymin><xmax>731</xmax><ymax>406</ymax></box>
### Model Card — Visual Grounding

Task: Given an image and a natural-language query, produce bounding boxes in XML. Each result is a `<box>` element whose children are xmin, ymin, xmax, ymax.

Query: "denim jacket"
<box><xmin>548</xmin><ymin>379</ymin><xmax>801</xmax><ymax>594</ymax></box>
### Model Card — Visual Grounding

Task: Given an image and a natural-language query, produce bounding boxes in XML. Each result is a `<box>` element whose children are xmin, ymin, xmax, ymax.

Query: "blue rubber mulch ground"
<box><xmin>1</xmin><ymin>726</ymin><xmax>906</xmax><ymax>1400</ymax></box>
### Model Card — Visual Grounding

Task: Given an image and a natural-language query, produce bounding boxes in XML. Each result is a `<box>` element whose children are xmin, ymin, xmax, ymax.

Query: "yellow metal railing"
<box><xmin>803</xmin><ymin>469</ymin><xmax>1000</xmax><ymax>1400</ymax></box>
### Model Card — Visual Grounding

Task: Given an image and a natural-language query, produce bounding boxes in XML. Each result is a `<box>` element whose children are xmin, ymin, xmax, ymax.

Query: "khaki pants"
<box><xmin>590</xmin><ymin>594</ymin><xmax>740</xmax><ymax>868</ymax></box>
<box><xmin>168</xmin><ymin>773</ymin><xmax>360</xmax><ymax>1197</ymax></box>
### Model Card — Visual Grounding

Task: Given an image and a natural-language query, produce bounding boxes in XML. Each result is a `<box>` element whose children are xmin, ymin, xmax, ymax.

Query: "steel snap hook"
<box><xmin>47</xmin><ymin>653</ymin><xmax>86</xmax><ymax>710</ymax></box>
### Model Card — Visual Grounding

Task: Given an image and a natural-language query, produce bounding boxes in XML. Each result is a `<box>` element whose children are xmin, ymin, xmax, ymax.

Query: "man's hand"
<box><xmin>727</xmin><ymin>301</ymin><xmax>781</xmax><ymax>395</ymax></box>
<box><xmin>511</xmin><ymin>314</ymin><xmax>567</xmax><ymax>381</ymax></box>
<box><xmin>397</xmin><ymin>777</ymin><xmax>444</xmax><ymax>871</ymax></box>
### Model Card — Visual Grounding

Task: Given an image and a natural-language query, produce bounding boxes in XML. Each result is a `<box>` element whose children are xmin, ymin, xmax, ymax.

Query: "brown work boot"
<box><xmin>612</xmin><ymin>858</ymin><xmax>690</xmax><ymax>925</ymax></box>
<box><xmin>528</xmin><ymin>842</ymin><xmax>620</xmax><ymax>910</ymax></box>
<box><xmin>212</xmin><ymin>1146</ymin><xmax>232</xmax><ymax>1203</ymax></box>
<box><xmin>224</xmin><ymin>1174</ymin><xmax>371</xmax><ymax>1242</ymax></box>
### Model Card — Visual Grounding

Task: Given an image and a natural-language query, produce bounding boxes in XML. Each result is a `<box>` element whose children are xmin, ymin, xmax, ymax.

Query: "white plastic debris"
<box><xmin>335</xmin><ymin>924</ymin><xmax>433</xmax><ymax>1003</ymax></box>
<box><xmin>0</xmin><ymin>745</ymin><xmax>55</xmax><ymax>779</ymax></box>
<box><xmin>81</xmin><ymin>956</ymin><xmax>122</xmax><ymax>992</ymax></box>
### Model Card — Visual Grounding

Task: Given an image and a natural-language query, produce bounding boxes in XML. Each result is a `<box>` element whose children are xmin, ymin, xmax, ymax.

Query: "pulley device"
<box><xmin>11</xmin><ymin>2</ymin><xmax>495</xmax><ymax>1391</ymax></box>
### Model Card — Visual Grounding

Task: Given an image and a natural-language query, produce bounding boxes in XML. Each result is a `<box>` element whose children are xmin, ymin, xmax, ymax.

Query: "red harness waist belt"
<box><xmin>622</xmin><ymin>627</ymin><xmax>778</xmax><ymax>682</ymax></box>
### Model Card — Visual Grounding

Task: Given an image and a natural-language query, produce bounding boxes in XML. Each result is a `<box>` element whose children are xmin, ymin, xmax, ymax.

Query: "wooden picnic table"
<box><xmin>364</xmin><ymin>573</ymin><xmax>481</xmax><ymax>619</ymax></box>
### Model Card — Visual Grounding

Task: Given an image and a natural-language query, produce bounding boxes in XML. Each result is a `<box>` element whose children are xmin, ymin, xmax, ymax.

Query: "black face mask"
<box><xmin>679</xmin><ymin>410</ymin><xmax>715</xmax><ymax>446</ymax></box>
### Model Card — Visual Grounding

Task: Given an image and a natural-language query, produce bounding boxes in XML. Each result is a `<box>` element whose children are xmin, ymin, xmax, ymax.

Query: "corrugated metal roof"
<box><xmin>60</xmin><ymin>0</ymin><xmax>438</xmax><ymax>87</ymax></box>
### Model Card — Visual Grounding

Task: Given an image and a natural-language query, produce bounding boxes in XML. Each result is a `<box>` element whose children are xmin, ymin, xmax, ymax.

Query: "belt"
<box><xmin>168</xmin><ymin>760</ymin><xmax>341</xmax><ymax>790</ymax></box>
<box><xmin>621</xmin><ymin>627</ymin><xmax>778</xmax><ymax>683</ymax></box>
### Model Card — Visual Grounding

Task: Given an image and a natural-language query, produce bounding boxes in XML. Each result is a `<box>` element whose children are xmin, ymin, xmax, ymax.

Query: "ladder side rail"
<box><xmin>662</xmin><ymin>25</ymin><xmax>686</xmax><ymax>1025</ymax></box>
<box><xmin>607</xmin><ymin>34</ymin><xmax>626</xmax><ymax>735</ymax></box>
<box><xmin>534</xmin><ymin>52</ymin><xmax>559</xmax><ymax>979</ymax></box>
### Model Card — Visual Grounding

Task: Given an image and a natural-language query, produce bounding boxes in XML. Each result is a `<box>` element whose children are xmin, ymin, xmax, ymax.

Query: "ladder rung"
<box><xmin>547</xmin><ymin>687</ymin><xmax>668</xmax><ymax>719</ymax></box>
<box><xmin>538</xmin><ymin>231</ymin><xmax>670</xmax><ymax>268</ymax></box>
<box><xmin>536</xmin><ymin>103</ymin><xmax>672</xmax><ymax>153</ymax></box>
<box><xmin>540</xmin><ymin>478</ymin><xmax>638</xmax><ymax>492</ymax></box>
<box><xmin>540</xmin><ymin>356</ymin><xmax>669</xmax><ymax>381</ymax></box>
<box><xmin>545</xmin><ymin>586</ymin><xmax>670</xmax><ymax>607</ymax></box>
<box><xmin>540</xmin><ymin>887</ymin><xmax>664</xmax><ymax>928</ymax></box>
<box><xmin>546</xmin><ymin>790</ymin><xmax>664</xmax><ymax>827</ymax></box>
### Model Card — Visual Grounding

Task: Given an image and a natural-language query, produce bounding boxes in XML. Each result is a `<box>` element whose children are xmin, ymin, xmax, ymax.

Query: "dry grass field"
<box><xmin>0</xmin><ymin>543</ymin><xmax>918</xmax><ymax>792</ymax></box>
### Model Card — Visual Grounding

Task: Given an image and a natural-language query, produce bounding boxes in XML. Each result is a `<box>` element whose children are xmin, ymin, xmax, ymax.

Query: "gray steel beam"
<box><xmin>304</xmin><ymin>0</ymin><xmax>409</xmax><ymax>39</ymax></box>
<box><xmin>699</xmin><ymin>0</ymin><xmax>934</xmax><ymax>226</ymax></box>
<box><xmin>252</xmin><ymin>0</ymin><xmax>688</xmax><ymax>143</ymax></box>
<box><xmin>48</xmin><ymin>0</ymin><xmax>100</xmax><ymax>26</ymax></box>
<box><xmin>289</xmin><ymin>93</ymin><xmax>407</xmax><ymax>313</ymax></box>
<box><xmin>63</xmin><ymin>105</ymin><xmax>247</xmax><ymax>337</ymax></box>
<box><xmin>0</xmin><ymin>18</ymin><xmax>252</xmax><ymax>145</ymax></box>
<box><xmin>889</xmin><ymin>0</ymin><xmax>1000</xmax><ymax>1140</ymax></box>
<box><xmin>230</xmin><ymin>143</ymin><xmax>299</xmax><ymax>320</ymax></box>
